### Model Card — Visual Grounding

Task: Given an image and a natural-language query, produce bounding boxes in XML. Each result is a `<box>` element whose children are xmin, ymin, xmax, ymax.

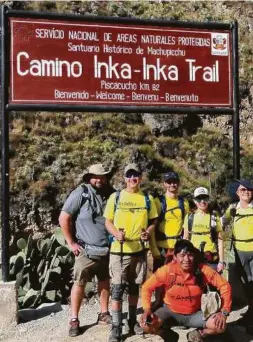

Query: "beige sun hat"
<box><xmin>83</xmin><ymin>163</ymin><xmax>111</xmax><ymax>180</ymax></box>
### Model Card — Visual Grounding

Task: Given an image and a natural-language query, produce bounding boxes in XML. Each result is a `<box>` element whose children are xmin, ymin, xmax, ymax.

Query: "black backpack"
<box><xmin>188</xmin><ymin>211</ymin><xmax>218</xmax><ymax>244</ymax></box>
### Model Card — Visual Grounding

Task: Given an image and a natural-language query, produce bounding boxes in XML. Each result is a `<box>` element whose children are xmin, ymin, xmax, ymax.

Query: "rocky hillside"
<box><xmin>1</xmin><ymin>1</ymin><xmax>253</xmax><ymax>244</ymax></box>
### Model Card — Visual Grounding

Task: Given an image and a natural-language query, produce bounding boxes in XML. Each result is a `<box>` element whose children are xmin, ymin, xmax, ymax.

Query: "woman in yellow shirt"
<box><xmin>223</xmin><ymin>179</ymin><xmax>253</xmax><ymax>331</ymax></box>
<box><xmin>183</xmin><ymin>187</ymin><xmax>225</xmax><ymax>274</ymax></box>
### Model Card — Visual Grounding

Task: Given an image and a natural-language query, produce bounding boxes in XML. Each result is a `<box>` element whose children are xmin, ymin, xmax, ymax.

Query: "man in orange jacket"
<box><xmin>140</xmin><ymin>240</ymin><xmax>232</xmax><ymax>342</ymax></box>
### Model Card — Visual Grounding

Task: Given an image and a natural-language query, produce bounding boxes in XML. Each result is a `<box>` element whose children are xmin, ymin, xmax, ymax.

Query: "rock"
<box><xmin>142</xmin><ymin>113</ymin><xmax>187</xmax><ymax>136</ymax></box>
<box><xmin>18</xmin><ymin>302</ymin><xmax>62</xmax><ymax>322</ymax></box>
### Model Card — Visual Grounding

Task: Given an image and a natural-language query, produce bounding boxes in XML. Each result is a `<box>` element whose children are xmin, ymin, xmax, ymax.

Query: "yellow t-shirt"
<box><xmin>183</xmin><ymin>211</ymin><xmax>221</xmax><ymax>254</ymax></box>
<box><xmin>104</xmin><ymin>189</ymin><xmax>158</xmax><ymax>254</ymax></box>
<box><xmin>224</xmin><ymin>204</ymin><xmax>253</xmax><ymax>252</ymax></box>
<box><xmin>150</xmin><ymin>196</ymin><xmax>190</xmax><ymax>252</ymax></box>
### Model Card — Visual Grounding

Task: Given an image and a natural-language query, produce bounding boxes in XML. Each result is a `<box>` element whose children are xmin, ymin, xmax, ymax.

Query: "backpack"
<box><xmin>155</xmin><ymin>195</ymin><xmax>185</xmax><ymax>241</ymax></box>
<box><xmin>158</xmin><ymin>195</ymin><xmax>185</xmax><ymax>222</ymax></box>
<box><xmin>113</xmin><ymin>190</ymin><xmax>151</xmax><ymax>213</ymax></box>
<box><xmin>70</xmin><ymin>184</ymin><xmax>91</xmax><ymax>224</ymax></box>
<box><xmin>164</xmin><ymin>264</ymin><xmax>204</xmax><ymax>291</ymax></box>
<box><xmin>188</xmin><ymin>211</ymin><xmax>218</xmax><ymax>244</ymax></box>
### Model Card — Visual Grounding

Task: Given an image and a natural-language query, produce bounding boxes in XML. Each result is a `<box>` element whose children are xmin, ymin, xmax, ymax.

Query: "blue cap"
<box><xmin>164</xmin><ymin>171</ymin><xmax>180</xmax><ymax>182</ymax></box>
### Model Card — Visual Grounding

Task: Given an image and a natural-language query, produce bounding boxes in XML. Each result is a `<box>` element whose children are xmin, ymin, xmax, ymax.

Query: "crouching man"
<box><xmin>140</xmin><ymin>240</ymin><xmax>232</xmax><ymax>342</ymax></box>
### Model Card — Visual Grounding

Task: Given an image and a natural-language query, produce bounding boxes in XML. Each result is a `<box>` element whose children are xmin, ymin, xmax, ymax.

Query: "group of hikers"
<box><xmin>59</xmin><ymin>163</ymin><xmax>253</xmax><ymax>342</ymax></box>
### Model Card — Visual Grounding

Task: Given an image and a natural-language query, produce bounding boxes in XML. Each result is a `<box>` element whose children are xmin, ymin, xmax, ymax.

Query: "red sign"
<box><xmin>9</xmin><ymin>18</ymin><xmax>233</xmax><ymax>108</ymax></box>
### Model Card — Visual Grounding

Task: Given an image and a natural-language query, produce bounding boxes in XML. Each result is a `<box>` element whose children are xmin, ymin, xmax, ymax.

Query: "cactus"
<box><xmin>54</xmin><ymin>228</ymin><xmax>68</xmax><ymax>247</ymax></box>
<box><xmin>45</xmin><ymin>290</ymin><xmax>56</xmax><ymax>302</ymax></box>
<box><xmin>10</xmin><ymin>255</ymin><xmax>24</xmax><ymax>276</ymax></box>
<box><xmin>10</xmin><ymin>233</ymin><xmax>75</xmax><ymax>309</ymax></box>
<box><xmin>55</xmin><ymin>246</ymin><xmax>69</xmax><ymax>256</ymax></box>
<box><xmin>41</xmin><ymin>239</ymin><xmax>52</xmax><ymax>256</ymax></box>
<box><xmin>17</xmin><ymin>238</ymin><xmax>27</xmax><ymax>251</ymax></box>
<box><xmin>22</xmin><ymin>289</ymin><xmax>40</xmax><ymax>308</ymax></box>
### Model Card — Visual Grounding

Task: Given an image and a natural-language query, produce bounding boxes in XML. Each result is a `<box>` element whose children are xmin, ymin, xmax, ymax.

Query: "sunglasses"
<box><xmin>195</xmin><ymin>196</ymin><xmax>209</xmax><ymax>203</ymax></box>
<box><xmin>125</xmin><ymin>171</ymin><xmax>141</xmax><ymax>178</ymax></box>
<box><xmin>165</xmin><ymin>179</ymin><xmax>179</xmax><ymax>184</ymax></box>
<box><xmin>238</xmin><ymin>187</ymin><xmax>252</xmax><ymax>193</ymax></box>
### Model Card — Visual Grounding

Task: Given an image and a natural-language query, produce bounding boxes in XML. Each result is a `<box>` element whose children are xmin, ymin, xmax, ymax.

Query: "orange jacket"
<box><xmin>142</xmin><ymin>261</ymin><xmax>232</xmax><ymax>315</ymax></box>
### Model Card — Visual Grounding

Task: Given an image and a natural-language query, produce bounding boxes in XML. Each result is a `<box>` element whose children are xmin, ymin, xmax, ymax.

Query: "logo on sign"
<box><xmin>211</xmin><ymin>33</ymin><xmax>228</xmax><ymax>56</ymax></box>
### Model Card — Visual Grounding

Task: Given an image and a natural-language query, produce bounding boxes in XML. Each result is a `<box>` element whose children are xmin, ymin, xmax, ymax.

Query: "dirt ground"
<box><xmin>1</xmin><ymin>298</ymin><xmax>253</xmax><ymax>342</ymax></box>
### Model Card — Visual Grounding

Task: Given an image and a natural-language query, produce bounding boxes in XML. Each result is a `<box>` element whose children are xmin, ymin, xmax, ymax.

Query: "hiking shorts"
<box><xmin>109</xmin><ymin>253</ymin><xmax>146</xmax><ymax>285</ymax></box>
<box><xmin>73</xmin><ymin>248</ymin><xmax>109</xmax><ymax>286</ymax></box>
<box><xmin>155</xmin><ymin>305</ymin><xmax>206</xmax><ymax>329</ymax></box>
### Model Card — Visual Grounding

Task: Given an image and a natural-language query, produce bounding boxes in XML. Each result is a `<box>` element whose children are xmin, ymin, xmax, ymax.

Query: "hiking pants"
<box><xmin>236</xmin><ymin>249</ymin><xmax>253</xmax><ymax>300</ymax></box>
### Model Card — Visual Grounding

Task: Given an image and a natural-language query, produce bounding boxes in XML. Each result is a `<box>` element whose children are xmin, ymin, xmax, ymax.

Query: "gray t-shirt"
<box><xmin>62</xmin><ymin>184</ymin><xmax>109</xmax><ymax>246</ymax></box>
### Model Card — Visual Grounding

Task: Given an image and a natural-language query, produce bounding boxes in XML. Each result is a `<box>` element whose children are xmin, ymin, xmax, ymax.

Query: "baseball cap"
<box><xmin>193</xmin><ymin>187</ymin><xmax>209</xmax><ymax>198</ymax></box>
<box><xmin>124</xmin><ymin>163</ymin><xmax>142</xmax><ymax>176</ymax></box>
<box><xmin>164</xmin><ymin>171</ymin><xmax>180</xmax><ymax>182</ymax></box>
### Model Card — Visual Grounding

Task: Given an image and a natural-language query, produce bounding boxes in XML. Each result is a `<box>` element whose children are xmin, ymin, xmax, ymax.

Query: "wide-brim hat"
<box><xmin>83</xmin><ymin>163</ymin><xmax>111</xmax><ymax>180</ymax></box>
<box><xmin>228</xmin><ymin>179</ymin><xmax>253</xmax><ymax>201</ymax></box>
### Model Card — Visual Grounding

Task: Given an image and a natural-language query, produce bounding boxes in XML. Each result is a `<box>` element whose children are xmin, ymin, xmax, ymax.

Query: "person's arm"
<box><xmin>183</xmin><ymin>214</ymin><xmax>189</xmax><ymax>239</ymax></box>
<box><xmin>217</xmin><ymin>231</ymin><xmax>225</xmax><ymax>273</ymax></box>
<box><xmin>141</xmin><ymin>218</ymin><xmax>158</xmax><ymax>241</ymax></box>
<box><xmin>221</xmin><ymin>206</ymin><xmax>232</xmax><ymax>228</ymax></box>
<box><xmin>149</xmin><ymin>197</ymin><xmax>161</xmax><ymax>258</ymax></box>
<box><xmin>141</xmin><ymin>265</ymin><xmax>167</xmax><ymax>310</ymax></box>
<box><xmin>201</xmin><ymin>264</ymin><xmax>232</xmax><ymax>313</ymax></box>
<box><xmin>59</xmin><ymin>211</ymin><xmax>81</xmax><ymax>255</ymax></box>
<box><xmin>215</xmin><ymin>214</ymin><xmax>225</xmax><ymax>273</ymax></box>
<box><xmin>104</xmin><ymin>193</ymin><xmax>125</xmax><ymax>242</ymax></box>
<box><xmin>105</xmin><ymin>218</ymin><xmax>125</xmax><ymax>242</ymax></box>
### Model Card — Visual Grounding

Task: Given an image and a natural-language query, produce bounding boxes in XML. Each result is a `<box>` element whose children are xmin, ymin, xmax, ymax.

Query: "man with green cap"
<box><xmin>59</xmin><ymin>164</ymin><xmax>114</xmax><ymax>337</ymax></box>
<box><xmin>104</xmin><ymin>163</ymin><xmax>158</xmax><ymax>342</ymax></box>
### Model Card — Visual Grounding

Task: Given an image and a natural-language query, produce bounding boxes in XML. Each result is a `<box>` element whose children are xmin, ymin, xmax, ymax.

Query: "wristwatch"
<box><xmin>221</xmin><ymin>310</ymin><xmax>230</xmax><ymax>317</ymax></box>
<box><xmin>219</xmin><ymin>261</ymin><xmax>227</xmax><ymax>267</ymax></box>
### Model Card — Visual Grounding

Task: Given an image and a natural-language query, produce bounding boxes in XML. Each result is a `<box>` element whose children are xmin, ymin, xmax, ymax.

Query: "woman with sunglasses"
<box><xmin>222</xmin><ymin>179</ymin><xmax>253</xmax><ymax>332</ymax></box>
<box><xmin>183</xmin><ymin>187</ymin><xmax>225</xmax><ymax>273</ymax></box>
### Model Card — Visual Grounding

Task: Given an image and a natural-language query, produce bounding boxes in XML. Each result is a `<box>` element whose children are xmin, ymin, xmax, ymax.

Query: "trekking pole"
<box><xmin>199</xmin><ymin>241</ymin><xmax>206</xmax><ymax>263</ymax></box>
<box><xmin>199</xmin><ymin>241</ymin><xmax>206</xmax><ymax>254</ymax></box>
<box><xmin>118</xmin><ymin>228</ymin><xmax>124</xmax><ymax>342</ymax></box>
<box><xmin>119</xmin><ymin>228</ymin><xmax>124</xmax><ymax>287</ymax></box>
<box><xmin>140</xmin><ymin>229</ymin><xmax>148</xmax><ymax>339</ymax></box>
<box><xmin>229</xmin><ymin>208</ymin><xmax>236</xmax><ymax>251</ymax></box>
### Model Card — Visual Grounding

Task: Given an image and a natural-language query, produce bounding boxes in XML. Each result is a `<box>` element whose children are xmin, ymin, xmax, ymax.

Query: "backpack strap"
<box><xmin>114</xmin><ymin>190</ymin><xmax>121</xmax><ymax>213</ymax></box>
<box><xmin>230</xmin><ymin>202</ymin><xmax>253</xmax><ymax>222</ymax></box>
<box><xmin>159</xmin><ymin>194</ymin><xmax>167</xmax><ymax>221</ymax></box>
<box><xmin>188</xmin><ymin>211</ymin><xmax>218</xmax><ymax>243</ymax></box>
<box><xmin>230</xmin><ymin>203</ymin><xmax>237</xmax><ymax>218</ymax></box>
<box><xmin>114</xmin><ymin>190</ymin><xmax>151</xmax><ymax>213</ymax></box>
<box><xmin>188</xmin><ymin>213</ymin><xmax>194</xmax><ymax>240</ymax></box>
<box><xmin>72</xmin><ymin>185</ymin><xmax>90</xmax><ymax>224</ymax></box>
<box><xmin>159</xmin><ymin>195</ymin><xmax>185</xmax><ymax>221</ymax></box>
<box><xmin>178</xmin><ymin>196</ymin><xmax>185</xmax><ymax>220</ymax></box>
<box><xmin>210</xmin><ymin>210</ymin><xmax>218</xmax><ymax>243</ymax></box>
<box><xmin>164</xmin><ymin>265</ymin><xmax>203</xmax><ymax>291</ymax></box>
<box><xmin>143</xmin><ymin>191</ymin><xmax>151</xmax><ymax>212</ymax></box>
